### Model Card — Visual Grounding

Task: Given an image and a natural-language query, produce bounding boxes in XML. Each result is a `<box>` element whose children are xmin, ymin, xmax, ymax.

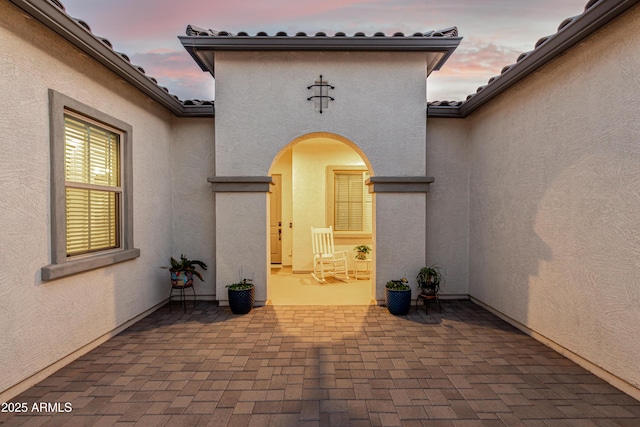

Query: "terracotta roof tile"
<box><xmin>184</xmin><ymin>25</ymin><xmax>459</xmax><ymax>39</ymax></box>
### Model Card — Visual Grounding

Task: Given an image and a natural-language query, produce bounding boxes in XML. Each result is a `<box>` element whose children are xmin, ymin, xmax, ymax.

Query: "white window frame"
<box><xmin>42</xmin><ymin>90</ymin><xmax>139</xmax><ymax>281</ymax></box>
<box><xmin>326</xmin><ymin>165</ymin><xmax>372</xmax><ymax>238</ymax></box>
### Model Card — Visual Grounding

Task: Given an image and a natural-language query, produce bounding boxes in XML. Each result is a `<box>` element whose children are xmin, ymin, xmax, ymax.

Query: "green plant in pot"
<box><xmin>227</xmin><ymin>278</ymin><xmax>255</xmax><ymax>314</ymax></box>
<box><xmin>416</xmin><ymin>265</ymin><xmax>444</xmax><ymax>295</ymax></box>
<box><xmin>354</xmin><ymin>245</ymin><xmax>372</xmax><ymax>260</ymax></box>
<box><xmin>168</xmin><ymin>254</ymin><xmax>207</xmax><ymax>287</ymax></box>
<box><xmin>385</xmin><ymin>277</ymin><xmax>411</xmax><ymax>315</ymax></box>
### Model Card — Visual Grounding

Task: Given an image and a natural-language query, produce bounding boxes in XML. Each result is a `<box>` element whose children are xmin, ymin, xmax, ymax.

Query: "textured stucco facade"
<box><xmin>425</xmin><ymin>118</ymin><xmax>470</xmax><ymax>297</ymax></box>
<box><xmin>171</xmin><ymin>117</ymin><xmax>217</xmax><ymax>297</ymax></box>
<box><xmin>0</xmin><ymin>1</ymin><xmax>211</xmax><ymax>398</ymax></box>
<box><xmin>466</xmin><ymin>6</ymin><xmax>640</xmax><ymax>393</ymax></box>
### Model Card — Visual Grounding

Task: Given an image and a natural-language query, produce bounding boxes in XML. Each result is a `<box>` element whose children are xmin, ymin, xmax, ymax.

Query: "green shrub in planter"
<box><xmin>353</xmin><ymin>245</ymin><xmax>372</xmax><ymax>260</ymax></box>
<box><xmin>227</xmin><ymin>279</ymin><xmax>255</xmax><ymax>314</ymax></box>
<box><xmin>385</xmin><ymin>278</ymin><xmax>411</xmax><ymax>315</ymax></box>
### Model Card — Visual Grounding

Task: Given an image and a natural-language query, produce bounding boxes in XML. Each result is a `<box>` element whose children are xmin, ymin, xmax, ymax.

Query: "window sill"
<box><xmin>41</xmin><ymin>248</ymin><xmax>140</xmax><ymax>281</ymax></box>
<box><xmin>334</xmin><ymin>233</ymin><xmax>372</xmax><ymax>240</ymax></box>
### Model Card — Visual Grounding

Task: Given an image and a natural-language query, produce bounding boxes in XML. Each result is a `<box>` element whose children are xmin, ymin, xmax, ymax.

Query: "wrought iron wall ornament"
<box><xmin>307</xmin><ymin>75</ymin><xmax>334</xmax><ymax>113</ymax></box>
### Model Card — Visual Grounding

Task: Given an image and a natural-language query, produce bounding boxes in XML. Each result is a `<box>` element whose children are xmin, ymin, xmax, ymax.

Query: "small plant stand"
<box><xmin>169</xmin><ymin>283</ymin><xmax>196</xmax><ymax>313</ymax></box>
<box><xmin>353</xmin><ymin>259</ymin><xmax>372</xmax><ymax>279</ymax></box>
<box><xmin>416</xmin><ymin>292</ymin><xmax>441</xmax><ymax>315</ymax></box>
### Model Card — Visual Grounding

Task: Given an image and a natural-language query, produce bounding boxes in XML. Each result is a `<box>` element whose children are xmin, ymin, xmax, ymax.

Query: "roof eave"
<box><xmin>181</xmin><ymin>104</ymin><xmax>215</xmax><ymax>117</ymax></box>
<box><xmin>179</xmin><ymin>35</ymin><xmax>462</xmax><ymax>76</ymax></box>
<box><xmin>7</xmin><ymin>0</ymin><xmax>205</xmax><ymax>117</ymax></box>
<box><xmin>426</xmin><ymin>106</ymin><xmax>463</xmax><ymax>119</ymax></box>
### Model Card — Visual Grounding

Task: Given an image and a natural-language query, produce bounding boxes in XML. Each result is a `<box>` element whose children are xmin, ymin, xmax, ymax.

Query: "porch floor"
<box><xmin>3</xmin><ymin>300</ymin><xmax>639</xmax><ymax>426</ymax></box>
<box><xmin>268</xmin><ymin>266</ymin><xmax>375</xmax><ymax>305</ymax></box>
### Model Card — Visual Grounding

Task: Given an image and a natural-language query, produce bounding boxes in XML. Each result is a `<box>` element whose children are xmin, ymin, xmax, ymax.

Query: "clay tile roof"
<box><xmin>179</xmin><ymin>25</ymin><xmax>462</xmax><ymax>78</ymax></box>
<box><xmin>184</xmin><ymin>25</ymin><xmax>460</xmax><ymax>40</ymax></box>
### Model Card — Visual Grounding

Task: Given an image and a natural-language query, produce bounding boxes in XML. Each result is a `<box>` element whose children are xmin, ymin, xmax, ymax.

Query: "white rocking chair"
<box><xmin>311</xmin><ymin>226</ymin><xmax>349</xmax><ymax>283</ymax></box>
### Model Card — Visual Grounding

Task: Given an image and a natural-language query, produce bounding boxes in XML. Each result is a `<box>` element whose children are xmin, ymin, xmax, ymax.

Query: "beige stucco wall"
<box><xmin>426</xmin><ymin>118</ymin><xmax>470</xmax><ymax>297</ymax></box>
<box><xmin>171</xmin><ymin>117</ymin><xmax>216</xmax><ymax>297</ymax></box>
<box><xmin>0</xmin><ymin>2</ymin><xmax>176</xmax><ymax>395</ymax></box>
<box><xmin>213</xmin><ymin>51</ymin><xmax>430</xmax><ymax>303</ymax></box>
<box><xmin>467</xmin><ymin>5</ymin><xmax>640</xmax><ymax>391</ymax></box>
<box><xmin>214</xmin><ymin>51</ymin><xmax>427</xmax><ymax>177</ymax></box>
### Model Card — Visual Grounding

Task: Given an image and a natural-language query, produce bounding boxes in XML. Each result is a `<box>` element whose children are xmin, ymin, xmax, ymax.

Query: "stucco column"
<box><xmin>368</xmin><ymin>177</ymin><xmax>433</xmax><ymax>303</ymax></box>
<box><xmin>208</xmin><ymin>177</ymin><xmax>272</xmax><ymax>306</ymax></box>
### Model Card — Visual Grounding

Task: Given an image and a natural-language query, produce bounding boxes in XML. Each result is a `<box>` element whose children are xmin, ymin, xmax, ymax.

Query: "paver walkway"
<box><xmin>2</xmin><ymin>300</ymin><xmax>639</xmax><ymax>426</ymax></box>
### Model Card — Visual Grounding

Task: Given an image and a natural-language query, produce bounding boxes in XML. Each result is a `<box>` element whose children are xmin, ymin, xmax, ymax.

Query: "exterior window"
<box><xmin>42</xmin><ymin>90</ymin><xmax>139</xmax><ymax>281</ymax></box>
<box><xmin>332</xmin><ymin>170</ymin><xmax>372</xmax><ymax>233</ymax></box>
<box><xmin>65</xmin><ymin>114</ymin><xmax>121</xmax><ymax>256</ymax></box>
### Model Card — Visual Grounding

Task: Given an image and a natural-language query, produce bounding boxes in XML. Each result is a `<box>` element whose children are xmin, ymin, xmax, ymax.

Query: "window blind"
<box><xmin>334</xmin><ymin>172</ymin><xmax>372</xmax><ymax>232</ymax></box>
<box><xmin>64</xmin><ymin>115</ymin><xmax>121</xmax><ymax>256</ymax></box>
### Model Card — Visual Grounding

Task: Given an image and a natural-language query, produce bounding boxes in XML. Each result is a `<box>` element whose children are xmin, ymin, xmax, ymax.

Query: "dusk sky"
<box><xmin>60</xmin><ymin>0</ymin><xmax>588</xmax><ymax>102</ymax></box>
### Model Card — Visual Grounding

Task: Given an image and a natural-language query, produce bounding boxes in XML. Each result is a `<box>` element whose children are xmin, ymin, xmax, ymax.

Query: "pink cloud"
<box><xmin>428</xmin><ymin>37</ymin><xmax>523</xmax><ymax>101</ymax></box>
<box><xmin>130</xmin><ymin>49</ymin><xmax>213</xmax><ymax>100</ymax></box>
<box><xmin>62</xmin><ymin>0</ymin><xmax>374</xmax><ymax>40</ymax></box>
<box><xmin>442</xmin><ymin>38</ymin><xmax>522</xmax><ymax>77</ymax></box>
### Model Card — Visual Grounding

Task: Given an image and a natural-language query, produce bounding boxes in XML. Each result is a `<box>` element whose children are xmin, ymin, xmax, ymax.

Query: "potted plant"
<box><xmin>416</xmin><ymin>265</ymin><xmax>444</xmax><ymax>295</ymax></box>
<box><xmin>167</xmin><ymin>254</ymin><xmax>207</xmax><ymax>287</ymax></box>
<box><xmin>227</xmin><ymin>279</ymin><xmax>255</xmax><ymax>314</ymax></box>
<box><xmin>385</xmin><ymin>278</ymin><xmax>411</xmax><ymax>315</ymax></box>
<box><xmin>354</xmin><ymin>245</ymin><xmax>372</xmax><ymax>260</ymax></box>
<box><xmin>163</xmin><ymin>254</ymin><xmax>207</xmax><ymax>312</ymax></box>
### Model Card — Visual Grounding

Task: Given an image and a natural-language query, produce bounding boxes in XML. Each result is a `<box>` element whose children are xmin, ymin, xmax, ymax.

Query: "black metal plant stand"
<box><xmin>169</xmin><ymin>283</ymin><xmax>196</xmax><ymax>313</ymax></box>
<box><xmin>416</xmin><ymin>291</ymin><xmax>441</xmax><ymax>315</ymax></box>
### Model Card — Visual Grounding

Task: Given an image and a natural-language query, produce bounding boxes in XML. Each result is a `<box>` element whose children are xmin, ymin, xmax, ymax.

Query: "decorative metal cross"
<box><xmin>307</xmin><ymin>75</ymin><xmax>335</xmax><ymax>113</ymax></box>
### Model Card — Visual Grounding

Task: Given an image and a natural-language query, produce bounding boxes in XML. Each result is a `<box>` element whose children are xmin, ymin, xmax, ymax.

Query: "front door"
<box><xmin>270</xmin><ymin>174</ymin><xmax>282</xmax><ymax>264</ymax></box>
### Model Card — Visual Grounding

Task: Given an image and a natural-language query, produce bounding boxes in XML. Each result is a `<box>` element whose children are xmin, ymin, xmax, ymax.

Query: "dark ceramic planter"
<box><xmin>385</xmin><ymin>287</ymin><xmax>411</xmax><ymax>315</ymax></box>
<box><xmin>228</xmin><ymin>286</ymin><xmax>255</xmax><ymax>314</ymax></box>
<box><xmin>170</xmin><ymin>270</ymin><xmax>194</xmax><ymax>287</ymax></box>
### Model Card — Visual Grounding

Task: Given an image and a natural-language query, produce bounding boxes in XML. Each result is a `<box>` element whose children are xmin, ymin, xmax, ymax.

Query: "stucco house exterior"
<box><xmin>1</xmin><ymin>0</ymin><xmax>639</xmax><ymax>403</ymax></box>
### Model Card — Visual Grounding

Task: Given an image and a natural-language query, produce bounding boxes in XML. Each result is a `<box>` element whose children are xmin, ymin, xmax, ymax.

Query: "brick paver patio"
<box><xmin>2</xmin><ymin>300</ymin><xmax>639</xmax><ymax>426</ymax></box>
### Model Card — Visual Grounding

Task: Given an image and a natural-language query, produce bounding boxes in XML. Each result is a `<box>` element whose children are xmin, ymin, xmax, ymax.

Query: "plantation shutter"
<box><xmin>64</xmin><ymin>114</ymin><xmax>121</xmax><ymax>256</ymax></box>
<box><xmin>334</xmin><ymin>171</ymin><xmax>372</xmax><ymax>232</ymax></box>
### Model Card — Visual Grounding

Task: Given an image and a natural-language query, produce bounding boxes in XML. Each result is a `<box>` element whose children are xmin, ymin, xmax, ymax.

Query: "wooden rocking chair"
<box><xmin>311</xmin><ymin>226</ymin><xmax>349</xmax><ymax>283</ymax></box>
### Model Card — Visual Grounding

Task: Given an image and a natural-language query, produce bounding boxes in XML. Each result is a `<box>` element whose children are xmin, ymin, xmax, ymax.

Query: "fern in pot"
<box><xmin>416</xmin><ymin>265</ymin><xmax>444</xmax><ymax>295</ymax></box>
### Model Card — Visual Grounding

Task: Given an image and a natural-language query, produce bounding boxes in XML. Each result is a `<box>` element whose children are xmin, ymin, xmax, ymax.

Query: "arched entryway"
<box><xmin>267</xmin><ymin>132</ymin><xmax>376</xmax><ymax>305</ymax></box>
